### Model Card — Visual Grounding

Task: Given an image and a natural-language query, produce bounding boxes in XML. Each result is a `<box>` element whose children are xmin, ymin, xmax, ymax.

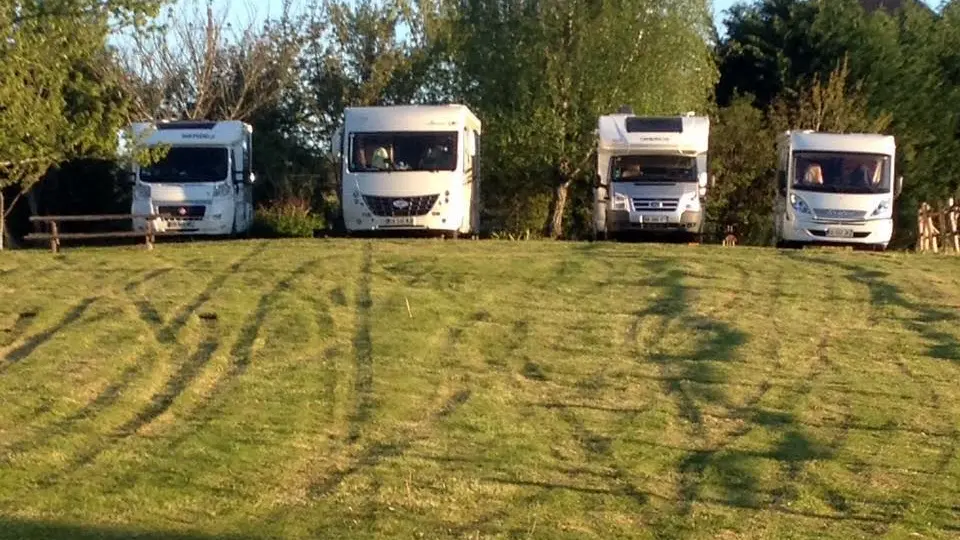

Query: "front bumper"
<box><xmin>782</xmin><ymin>215</ymin><xmax>893</xmax><ymax>245</ymax></box>
<box><xmin>132</xmin><ymin>200</ymin><xmax>234</xmax><ymax>235</ymax></box>
<box><xmin>607</xmin><ymin>210</ymin><xmax>702</xmax><ymax>233</ymax></box>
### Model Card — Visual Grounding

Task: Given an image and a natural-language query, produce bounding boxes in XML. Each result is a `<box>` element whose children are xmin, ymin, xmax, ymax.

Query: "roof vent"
<box><xmin>616</xmin><ymin>105</ymin><xmax>634</xmax><ymax>115</ymax></box>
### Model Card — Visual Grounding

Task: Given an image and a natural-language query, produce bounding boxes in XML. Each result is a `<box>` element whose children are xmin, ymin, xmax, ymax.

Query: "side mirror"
<box><xmin>595</xmin><ymin>174</ymin><xmax>606</xmax><ymax>189</ymax></box>
<box><xmin>778</xmin><ymin>170</ymin><xmax>788</xmax><ymax>195</ymax></box>
<box><xmin>698</xmin><ymin>171</ymin><xmax>708</xmax><ymax>188</ymax></box>
<box><xmin>895</xmin><ymin>175</ymin><xmax>903</xmax><ymax>198</ymax></box>
<box><xmin>698</xmin><ymin>185</ymin><xmax>707</xmax><ymax>197</ymax></box>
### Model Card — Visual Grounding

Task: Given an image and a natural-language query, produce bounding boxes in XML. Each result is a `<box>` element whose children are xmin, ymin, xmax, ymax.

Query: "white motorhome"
<box><xmin>774</xmin><ymin>131</ymin><xmax>902</xmax><ymax>250</ymax></box>
<box><xmin>594</xmin><ymin>109</ymin><xmax>712</xmax><ymax>240</ymax></box>
<box><xmin>123</xmin><ymin>120</ymin><xmax>255</xmax><ymax>236</ymax></box>
<box><xmin>332</xmin><ymin>105</ymin><xmax>482</xmax><ymax>237</ymax></box>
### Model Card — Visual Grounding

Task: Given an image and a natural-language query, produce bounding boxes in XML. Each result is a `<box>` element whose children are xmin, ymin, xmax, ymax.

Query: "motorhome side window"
<box><xmin>348</xmin><ymin>131</ymin><xmax>459</xmax><ymax>172</ymax></box>
<box><xmin>139</xmin><ymin>147</ymin><xmax>229</xmax><ymax>183</ymax></box>
<box><xmin>610</xmin><ymin>155</ymin><xmax>697</xmax><ymax>182</ymax></box>
<box><xmin>792</xmin><ymin>152</ymin><xmax>890</xmax><ymax>194</ymax></box>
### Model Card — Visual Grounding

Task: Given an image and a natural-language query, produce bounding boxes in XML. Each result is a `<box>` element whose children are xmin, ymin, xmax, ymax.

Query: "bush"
<box><xmin>252</xmin><ymin>198</ymin><xmax>325</xmax><ymax>238</ymax></box>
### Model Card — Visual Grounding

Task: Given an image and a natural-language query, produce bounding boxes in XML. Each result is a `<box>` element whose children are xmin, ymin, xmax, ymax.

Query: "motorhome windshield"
<box><xmin>349</xmin><ymin>131</ymin><xmax>458</xmax><ymax>172</ymax></box>
<box><xmin>611</xmin><ymin>155</ymin><xmax>696</xmax><ymax>182</ymax></box>
<box><xmin>139</xmin><ymin>146</ymin><xmax>229</xmax><ymax>183</ymax></box>
<box><xmin>793</xmin><ymin>151</ymin><xmax>891</xmax><ymax>194</ymax></box>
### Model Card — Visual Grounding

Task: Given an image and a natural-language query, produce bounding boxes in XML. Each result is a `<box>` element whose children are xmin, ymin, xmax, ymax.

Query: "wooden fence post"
<box><xmin>949</xmin><ymin>197</ymin><xmax>960</xmax><ymax>253</ymax></box>
<box><xmin>918</xmin><ymin>203</ymin><xmax>929</xmax><ymax>252</ymax></box>
<box><xmin>937</xmin><ymin>201</ymin><xmax>948</xmax><ymax>253</ymax></box>
<box><xmin>0</xmin><ymin>190</ymin><xmax>4</xmax><ymax>251</ymax></box>
<box><xmin>49</xmin><ymin>221</ymin><xmax>60</xmax><ymax>253</ymax></box>
<box><xmin>146</xmin><ymin>219</ymin><xmax>155</xmax><ymax>250</ymax></box>
<box><xmin>929</xmin><ymin>204</ymin><xmax>940</xmax><ymax>254</ymax></box>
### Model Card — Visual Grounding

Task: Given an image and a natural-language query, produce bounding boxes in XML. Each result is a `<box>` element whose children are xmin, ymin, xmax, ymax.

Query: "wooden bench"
<box><xmin>25</xmin><ymin>214</ymin><xmax>177</xmax><ymax>253</ymax></box>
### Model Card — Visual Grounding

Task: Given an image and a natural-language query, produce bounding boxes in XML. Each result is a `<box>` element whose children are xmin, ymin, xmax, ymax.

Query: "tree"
<box><xmin>707</xmin><ymin>95</ymin><xmax>777</xmax><ymax>245</ymax></box>
<box><xmin>768</xmin><ymin>57</ymin><xmax>892</xmax><ymax>134</ymax></box>
<box><xmin>0</xmin><ymin>0</ymin><xmax>166</xmax><ymax>246</ymax></box>
<box><xmin>300</xmin><ymin>0</ymin><xmax>445</xmax><ymax>145</ymax></box>
<box><xmin>117</xmin><ymin>0</ymin><xmax>304</xmax><ymax>121</ymax></box>
<box><xmin>450</xmin><ymin>0</ymin><xmax>718</xmax><ymax>238</ymax></box>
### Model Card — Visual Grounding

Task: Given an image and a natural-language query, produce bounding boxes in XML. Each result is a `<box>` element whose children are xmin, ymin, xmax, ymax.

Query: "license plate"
<box><xmin>632</xmin><ymin>214</ymin><xmax>667</xmax><ymax>223</ymax></box>
<box><xmin>826</xmin><ymin>228</ymin><xmax>854</xmax><ymax>238</ymax></box>
<box><xmin>383</xmin><ymin>217</ymin><xmax>414</xmax><ymax>225</ymax></box>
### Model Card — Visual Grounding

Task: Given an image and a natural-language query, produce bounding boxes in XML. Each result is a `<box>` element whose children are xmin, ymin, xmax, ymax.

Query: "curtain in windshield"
<box><xmin>140</xmin><ymin>147</ymin><xmax>229</xmax><ymax>183</ymax></box>
<box><xmin>611</xmin><ymin>155</ymin><xmax>696</xmax><ymax>182</ymax></box>
<box><xmin>349</xmin><ymin>132</ymin><xmax>459</xmax><ymax>172</ymax></box>
<box><xmin>793</xmin><ymin>152</ymin><xmax>890</xmax><ymax>194</ymax></box>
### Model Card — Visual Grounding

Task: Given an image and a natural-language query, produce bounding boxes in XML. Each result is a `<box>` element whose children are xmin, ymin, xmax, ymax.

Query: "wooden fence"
<box><xmin>24</xmin><ymin>214</ymin><xmax>172</xmax><ymax>253</ymax></box>
<box><xmin>917</xmin><ymin>199</ymin><xmax>960</xmax><ymax>253</ymax></box>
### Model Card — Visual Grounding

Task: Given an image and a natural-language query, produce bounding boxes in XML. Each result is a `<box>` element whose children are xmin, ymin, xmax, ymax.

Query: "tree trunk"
<box><xmin>547</xmin><ymin>178</ymin><xmax>572</xmax><ymax>239</ymax></box>
<box><xmin>0</xmin><ymin>190</ymin><xmax>5</xmax><ymax>251</ymax></box>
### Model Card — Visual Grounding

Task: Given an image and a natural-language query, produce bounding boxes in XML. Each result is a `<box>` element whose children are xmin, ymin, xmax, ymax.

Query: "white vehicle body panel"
<box><xmin>123</xmin><ymin>120</ymin><xmax>255</xmax><ymax>236</ymax></box>
<box><xmin>594</xmin><ymin>113</ymin><xmax>710</xmax><ymax>237</ymax></box>
<box><xmin>334</xmin><ymin>105</ymin><xmax>482</xmax><ymax>235</ymax></box>
<box><xmin>775</xmin><ymin>131</ymin><xmax>898</xmax><ymax>248</ymax></box>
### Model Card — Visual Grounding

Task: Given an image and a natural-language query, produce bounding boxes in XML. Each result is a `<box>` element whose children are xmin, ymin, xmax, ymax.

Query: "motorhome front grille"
<box><xmin>158</xmin><ymin>205</ymin><xmax>206</xmax><ymax>219</ymax></box>
<box><xmin>363</xmin><ymin>195</ymin><xmax>438</xmax><ymax>217</ymax></box>
<box><xmin>632</xmin><ymin>198</ymin><xmax>679</xmax><ymax>212</ymax></box>
<box><xmin>813</xmin><ymin>209</ymin><xmax>867</xmax><ymax>221</ymax></box>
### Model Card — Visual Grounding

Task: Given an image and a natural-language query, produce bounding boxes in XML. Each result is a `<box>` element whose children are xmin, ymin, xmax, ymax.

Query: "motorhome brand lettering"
<box><xmin>181</xmin><ymin>133</ymin><xmax>215</xmax><ymax>139</ymax></box>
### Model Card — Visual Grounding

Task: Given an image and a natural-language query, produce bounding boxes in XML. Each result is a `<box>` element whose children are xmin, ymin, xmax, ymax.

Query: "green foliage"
<box><xmin>0</xmin><ymin>0</ymin><xmax>166</xmax><ymax>192</ymax></box>
<box><xmin>768</xmin><ymin>57</ymin><xmax>893</xmax><ymax>134</ymax></box>
<box><xmin>707</xmin><ymin>95</ymin><xmax>777</xmax><ymax>245</ymax></box>
<box><xmin>252</xmin><ymin>198</ymin><xmax>325</xmax><ymax>238</ymax></box>
<box><xmin>717</xmin><ymin>0</ymin><xmax>960</xmax><ymax>247</ymax></box>
<box><xmin>450</xmin><ymin>0</ymin><xmax>718</xmax><ymax>237</ymax></box>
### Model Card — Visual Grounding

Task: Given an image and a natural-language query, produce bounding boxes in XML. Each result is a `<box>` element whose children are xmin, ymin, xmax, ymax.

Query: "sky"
<box><xmin>157</xmin><ymin>0</ymin><xmax>743</xmax><ymax>33</ymax></box>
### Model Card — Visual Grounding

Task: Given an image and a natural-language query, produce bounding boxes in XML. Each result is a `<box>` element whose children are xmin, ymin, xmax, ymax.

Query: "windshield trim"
<box><xmin>138</xmin><ymin>145</ymin><xmax>231</xmax><ymax>184</ymax></box>
<box><xmin>791</xmin><ymin>150</ymin><xmax>892</xmax><ymax>195</ymax></box>
<box><xmin>609</xmin><ymin>154</ymin><xmax>699</xmax><ymax>183</ymax></box>
<box><xmin>347</xmin><ymin>130</ymin><xmax>460</xmax><ymax>173</ymax></box>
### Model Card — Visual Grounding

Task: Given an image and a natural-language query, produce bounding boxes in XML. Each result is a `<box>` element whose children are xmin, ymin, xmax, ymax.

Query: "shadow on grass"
<box><xmin>164</xmin><ymin>257</ymin><xmax>322</xmax><ymax>449</ymax></box>
<box><xmin>0</xmin><ymin>309</ymin><xmax>38</xmax><ymax>348</ymax></box>
<box><xmin>0</xmin><ymin>297</ymin><xmax>98</xmax><ymax>369</ymax></box>
<box><xmin>36</xmin><ymin>317</ymin><xmax>222</xmax><ymax>485</ymax></box>
<box><xmin>124</xmin><ymin>242</ymin><xmax>268</xmax><ymax>345</ymax></box>
<box><xmin>784</xmin><ymin>252</ymin><xmax>960</xmax><ymax>364</ymax></box>
<box><xmin>349</xmin><ymin>242</ymin><xmax>375</xmax><ymax>443</ymax></box>
<box><xmin>0</xmin><ymin>516</ymin><xmax>256</xmax><ymax>540</ymax></box>
<box><xmin>623</xmin><ymin>257</ymin><xmax>856</xmax><ymax>520</ymax></box>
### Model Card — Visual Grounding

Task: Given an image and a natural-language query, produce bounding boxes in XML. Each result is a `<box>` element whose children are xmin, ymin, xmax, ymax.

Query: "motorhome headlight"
<box><xmin>134</xmin><ymin>183</ymin><xmax>151</xmax><ymax>199</ymax></box>
<box><xmin>790</xmin><ymin>193</ymin><xmax>811</xmax><ymax>215</ymax></box>
<box><xmin>612</xmin><ymin>193</ymin><xmax>630</xmax><ymax>211</ymax></box>
<box><xmin>870</xmin><ymin>198</ymin><xmax>892</xmax><ymax>218</ymax></box>
<box><xmin>212</xmin><ymin>183</ymin><xmax>232</xmax><ymax>197</ymax></box>
<box><xmin>683</xmin><ymin>195</ymin><xmax>701</xmax><ymax>212</ymax></box>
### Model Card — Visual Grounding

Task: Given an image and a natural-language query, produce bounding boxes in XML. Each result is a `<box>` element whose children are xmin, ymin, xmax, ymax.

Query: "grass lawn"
<box><xmin>0</xmin><ymin>238</ymin><xmax>958</xmax><ymax>539</ymax></box>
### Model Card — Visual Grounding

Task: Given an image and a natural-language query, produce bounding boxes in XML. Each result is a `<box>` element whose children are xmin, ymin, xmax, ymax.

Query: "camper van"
<box><xmin>124</xmin><ymin>120</ymin><xmax>255</xmax><ymax>236</ymax></box>
<box><xmin>332</xmin><ymin>105</ymin><xmax>482</xmax><ymax>237</ymax></box>
<box><xmin>774</xmin><ymin>131</ymin><xmax>901</xmax><ymax>250</ymax></box>
<box><xmin>594</xmin><ymin>109</ymin><xmax>712</xmax><ymax>240</ymax></box>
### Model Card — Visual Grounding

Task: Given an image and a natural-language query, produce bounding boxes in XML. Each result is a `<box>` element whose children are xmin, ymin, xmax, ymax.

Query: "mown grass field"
<box><xmin>0</xmin><ymin>238</ymin><xmax>958</xmax><ymax>539</ymax></box>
